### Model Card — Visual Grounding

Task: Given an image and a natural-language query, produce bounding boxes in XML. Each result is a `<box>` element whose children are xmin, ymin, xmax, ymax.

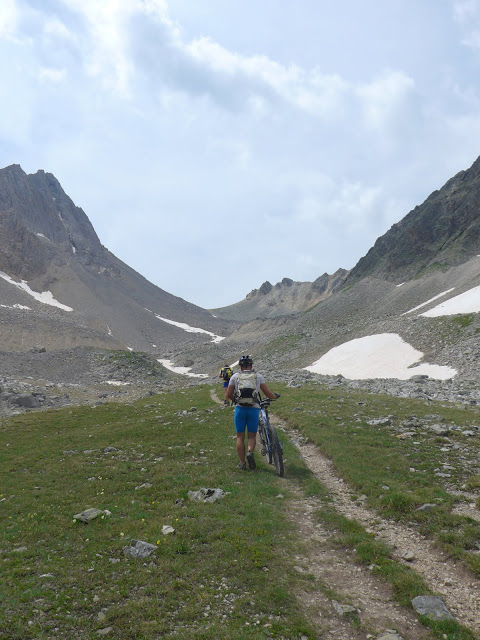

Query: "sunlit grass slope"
<box><xmin>0</xmin><ymin>386</ymin><xmax>313</xmax><ymax>639</ymax></box>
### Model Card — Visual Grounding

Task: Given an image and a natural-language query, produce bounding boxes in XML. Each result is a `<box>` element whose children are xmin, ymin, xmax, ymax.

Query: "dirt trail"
<box><xmin>273</xmin><ymin>416</ymin><xmax>480</xmax><ymax>635</ymax></box>
<box><xmin>288</xmin><ymin>489</ymin><xmax>432</xmax><ymax>639</ymax></box>
<box><xmin>210</xmin><ymin>388</ymin><xmax>480</xmax><ymax>637</ymax></box>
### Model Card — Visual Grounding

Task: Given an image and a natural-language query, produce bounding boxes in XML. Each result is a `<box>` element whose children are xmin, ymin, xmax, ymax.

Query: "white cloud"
<box><xmin>38</xmin><ymin>67</ymin><xmax>66</xmax><ymax>83</ymax></box>
<box><xmin>453</xmin><ymin>0</ymin><xmax>479</xmax><ymax>23</ymax></box>
<box><xmin>356</xmin><ymin>70</ymin><xmax>415</xmax><ymax>131</ymax></box>
<box><xmin>0</xmin><ymin>0</ymin><xmax>19</xmax><ymax>39</ymax></box>
<box><xmin>1</xmin><ymin>1</ymin><xmax>480</xmax><ymax>308</ymax></box>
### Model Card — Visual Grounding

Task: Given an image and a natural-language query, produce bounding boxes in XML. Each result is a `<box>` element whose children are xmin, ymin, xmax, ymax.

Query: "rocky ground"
<box><xmin>0</xmin><ymin>346</ymin><xmax>185</xmax><ymax>417</ymax></box>
<box><xmin>3</xmin><ymin>339</ymin><xmax>480</xmax><ymax>420</ymax></box>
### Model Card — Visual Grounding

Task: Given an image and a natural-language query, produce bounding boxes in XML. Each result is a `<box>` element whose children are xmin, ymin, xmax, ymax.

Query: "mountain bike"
<box><xmin>258</xmin><ymin>395</ymin><xmax>284</xmax><ymax>477</ymax></box>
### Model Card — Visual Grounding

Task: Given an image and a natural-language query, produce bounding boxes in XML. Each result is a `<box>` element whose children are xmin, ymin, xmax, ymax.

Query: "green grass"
<box><xmin>274</xmin><ymin>383</ymin><xmax>480</xmax><ymax>579</ymax></box>
<box><xmin>0</xmin><ymin>387</ymin><xmax>315</xmax><ymax>639</ymax></box>
<box><xmin>2</xmin><ymin>382</ymin><xmax>480</xmax><ymax>639</ymax></box>
<box><xmin>451</xmin><ymin>314</ymin><xmax>475</xmax><ymax>328</ymax></box>
<box><xmin>414</xmin><ymin>262</ymin><xmax>450</xmax><ymax>279</ymax></box>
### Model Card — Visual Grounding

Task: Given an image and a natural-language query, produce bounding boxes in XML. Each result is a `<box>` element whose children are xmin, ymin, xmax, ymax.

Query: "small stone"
<box><xmin>123</xmin><ymin>539</ymin><xmax>157</xmax><ymax>559</ymax></box>
<box><xmin>332</xmin><ymin>600</ymin><xmax>359</xmax><ymax>616</ymax></box>
<box><xmin>401</xmin><ymin>551</ymin><xmax>415</xmax><ymax>562</ymax></box>
<box><xmin>415</xmin><ymin>503</ymin><xmax>437</xmax><ymax>512</ymax></box>
<box><xmin>97</xmin><ymin>628</ymin><xmax>113</xmax><ymax>636</ymax></box>
<box><xmin>377</xmin><ymin>631</ymin><xmax>404</xmax><ymax>640</ymax></box>
<box><xmin>411</xmin><ymin>595</ymin><xmax>454</xmax><ymax>620</ymax></box>
<box><xmin>73</xmin><ymin>508</ymin><xmax>106</xmax><ymax>523</ymax></box>
<box><xmin>187</xmin><ymin>488</ymin><xmax>226</xmax><ymax>503</ymax></box>
<box><xmin>135</xmin><ymin>482</ymin><xmax>152</xmax><ymax>490</ymax></box>
<box><xmin>162</xmin><ymin>525</ymin><xmax>175</xmax><ymax>535</ymax></box>
<box><xmin>429</xmin><ymin>424</ymin><xmax>450</xmax><ymax>436</ymax></box>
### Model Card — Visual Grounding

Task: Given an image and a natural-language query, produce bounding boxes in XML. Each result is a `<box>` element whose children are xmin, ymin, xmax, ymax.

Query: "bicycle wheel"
<box><xmin>258</xmin><ymin>411</ymin><xmax>272</xmax><ymax>464</ymax></box>
<box><xmin>259</xmin><ymin>422</ymin><xmax>273</xmax><ymax>464</ymax></box>
<box><xmin>270</xmin><ymin>426</ymin><xmax>284</xmax><ymax>477</ymax></box>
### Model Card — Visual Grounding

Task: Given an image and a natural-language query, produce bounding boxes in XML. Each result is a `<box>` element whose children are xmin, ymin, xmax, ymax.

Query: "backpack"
<box><xmin>221</xmin><ymin>367</ymin><xmax>233</xmax><ymax>382</ymax></box>
<box><xmin>235</xmin><ymin>371</ymin><xmax>258</xmax><ymax>406</ymax></box>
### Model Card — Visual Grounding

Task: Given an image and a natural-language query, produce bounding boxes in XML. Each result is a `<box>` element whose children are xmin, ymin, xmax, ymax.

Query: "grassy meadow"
<box><xmin>1</xmin><ymin>381</ymin><xmax>480</xmax><ymax>639</ymax></box>
<box><xmin>0</xmin><ymin>386</ymin><xmax>314</xmax><ymax>640</ymax></box>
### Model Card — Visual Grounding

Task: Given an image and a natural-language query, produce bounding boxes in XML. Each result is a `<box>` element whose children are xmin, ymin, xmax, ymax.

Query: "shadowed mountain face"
<box><xmin>347</xmin><ymin>156</ymin><xmax>480</xmax><ymax>284</ymax></box>
<box><xmin>0</xmin><ymin>165</ymin><xmax>104</xmax><ymax>279</ymax></box>
<box><xmin>0</xmin><ymin>165</ymin><xmax>233</xmax><ymax>360</ymax></box>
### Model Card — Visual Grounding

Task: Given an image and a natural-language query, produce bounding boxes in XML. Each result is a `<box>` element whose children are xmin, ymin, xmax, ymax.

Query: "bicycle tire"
<box><xmin>260</xmin><ymin>413</ymin><xmax>273</xmax><ymax>464</ymax></box>
<box><xmin>270</xmin><ymin>426</ymin><xmax>284</xmax><ymax>477</ymax></box>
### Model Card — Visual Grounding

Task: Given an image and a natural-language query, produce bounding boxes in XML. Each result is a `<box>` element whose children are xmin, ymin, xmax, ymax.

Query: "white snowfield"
<box><xmin>420</xmin><ymin>284</ymin><xmax>480</xmax><ymax>317</ymax></box>
<box><xmin>402</xmin><ymin>288</ymin><xmax>455</xmax><ymax>315</ymax></box>
<box><xmin>157</xmin><ymin>359</ymin><xmax>208</xmax><ymax>378</ymax></box>
<box><xmin>0</xmin><ymin>271</ymin><xmax>73</xmax><ymax>312</ymax></box>
<box><xmin>154</xmin><ymin>315</ymin><xmax>225</xmax><ymax>343</ymax></box>
<box><xmin>305</xmin><ymin>333</ymin><xmax>457</xmax><ymax>381</ymax></box>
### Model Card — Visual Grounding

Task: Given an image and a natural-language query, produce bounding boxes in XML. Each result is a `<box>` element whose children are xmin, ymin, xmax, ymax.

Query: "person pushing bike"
<box><xmin>225</xmin><ymin>355</ymin><xmax>279</xmax><ymax>470</ymax></box>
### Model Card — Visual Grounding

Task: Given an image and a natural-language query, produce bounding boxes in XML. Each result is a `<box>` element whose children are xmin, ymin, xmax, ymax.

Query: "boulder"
<box><xmin>411</xmin><ymin>595</ymin><xmax>454</xmax><ymax>620</ymax></box>
<box><xmin>123</xmin><ymin>539</ymin><xmax>157</xmax><ymax>559</ymax></box>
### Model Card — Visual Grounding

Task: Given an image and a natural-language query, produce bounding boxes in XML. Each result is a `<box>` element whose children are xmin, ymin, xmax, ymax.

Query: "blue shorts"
<box><xmin>234</xmin><ymin>406</ymin><xmax>260</xmax><ymax>434</ymax></box>
<box><xmin>223</xmin><ymin>381</ymin><xmax>229</xmax><ymax>388</ymax></box>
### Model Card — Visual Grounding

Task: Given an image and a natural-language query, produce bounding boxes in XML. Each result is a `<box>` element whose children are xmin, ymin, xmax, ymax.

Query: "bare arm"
<box><xmin>260</xmin><ymin>382</ymin><xmax>278</xmax><ymax>399</ymax></box>
<box><xmin>226</xmin><ymin>383</ymin><xmax>235</xmax><ymax>402</ymax></box>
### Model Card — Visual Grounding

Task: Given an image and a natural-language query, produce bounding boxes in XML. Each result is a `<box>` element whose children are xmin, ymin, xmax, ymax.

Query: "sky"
<box><xmin>2</xmin><ymin>1</ymin><xmax>480</xmax><ymax>308</ymax></box>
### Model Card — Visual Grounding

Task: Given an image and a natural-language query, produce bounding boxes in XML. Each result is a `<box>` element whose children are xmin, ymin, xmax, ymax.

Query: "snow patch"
<box><xmin>396</xmin><ymin>282</ymin><xmax>405</xmax><ymax>287</ymax></box>
<box><xmin>157</xmin><ymin>359</ymin><xmax>208</xmax><ymax>378</ymax></box>
<box><xmin>105</xmin><ymin>380</ymin><xmax>129</xmax><ymax>386</ymax></box>
<box><xmin>421</xmin><ymin>285</ymin><xmax>480</xmax><ymax>317</ymax></box>
<box><xmin>401</xmin><ymin>288</ymin><xmax>455</xmax><ymax>315</ymax></box>
<box><xmin>0</xmin><ymin>303</ymin><xmax>31</xmax><ymax>310</ymax></box>
<box><xmin>35</xmin><ymin>233</ymin><xmax>49</xmax><ymax>240</ymax></box>
<box><xmin>0</xmin><ymin>271</ymin><xmax>73</xmax><ymax>311</ymax></box>
<box><xmin>154</xmin><ymin>315</ymin><xmax>225</xmax><ymax>343</ymax></box>
<box><xmin>305</xmin><ymin>333</ymin><xmax>456</xmax><ymax>381</ymax></box>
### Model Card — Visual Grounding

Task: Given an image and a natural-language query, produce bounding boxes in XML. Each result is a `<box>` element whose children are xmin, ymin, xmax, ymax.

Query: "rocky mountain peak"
<box><xmin>347</xmin><ymin>154</ymin><xmax>480</xmax><ymax>284</ymax></box>
<box><xmin>0</xmin><ymin>164</ymin><xmax>103</xmax><ymax>280</ymax></box>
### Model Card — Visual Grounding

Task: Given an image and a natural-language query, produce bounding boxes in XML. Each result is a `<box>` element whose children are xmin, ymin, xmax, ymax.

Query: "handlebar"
<box><xmin>259</xmin><ymin>393</ymin><xmax>280</xmax><ymax>407</ymax></box>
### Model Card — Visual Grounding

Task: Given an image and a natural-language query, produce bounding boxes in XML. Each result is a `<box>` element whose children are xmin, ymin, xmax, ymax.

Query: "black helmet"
<box><xmin>239</xmin><ymin>355</ymin><xmax>253</xmax><ymax>367</ymax></box>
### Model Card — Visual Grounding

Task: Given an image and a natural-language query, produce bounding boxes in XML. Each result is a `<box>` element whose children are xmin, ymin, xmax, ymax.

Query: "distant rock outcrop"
<box><xmin>211</xmin><ymin>269</ymin><xmax>348</xmax><ymax>321</ymax></box>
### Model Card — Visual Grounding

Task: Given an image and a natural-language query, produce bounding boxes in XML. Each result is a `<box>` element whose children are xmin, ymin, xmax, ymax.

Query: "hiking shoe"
<box><xmin>238</xmin><ymin>462</ymin><xmax>247</xmax><ymax>471</ymax></box>
<box><xmin>247</xmin><ymin>452</ymin><xmax>256</xmax><ymax>470</ymax></box>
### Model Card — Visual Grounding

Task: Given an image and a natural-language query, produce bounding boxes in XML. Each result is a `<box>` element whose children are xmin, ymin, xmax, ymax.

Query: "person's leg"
<box><xmin>246</xmin><ymin>408</ymin><xmax>260</xmax><ymax>469</ymax></box>
<box><xmin>234</xmin><ymin>407</ymin><xmax>247</xmax><ymax>465</ymax></box>
<box><xmin>223</xmin><ymin>381</ymin><xmax>229</xmax><ymax>404</ymax></box>
<box><xmin>247</xmin><ymin>432</ymin><xmax>256</xmax><ymax>453</ymax></box>
<box><xmin>236</xmin><ymin>433</ymin><xmax>246</xmax><ymax>463</ymax></box>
